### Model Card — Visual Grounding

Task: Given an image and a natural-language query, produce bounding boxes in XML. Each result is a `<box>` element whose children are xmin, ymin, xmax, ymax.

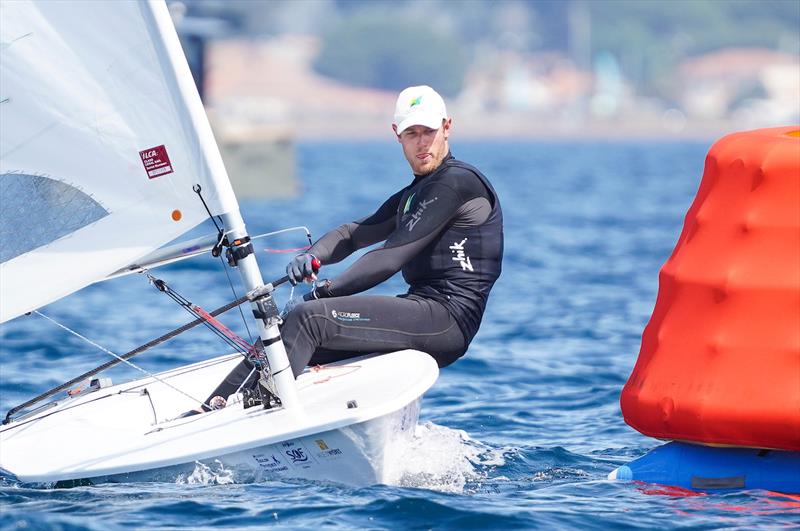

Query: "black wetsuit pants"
<box><xmin>205</xmin><ymin>294</ymin><xmax>466</xmax><ymax>404</ymax></box>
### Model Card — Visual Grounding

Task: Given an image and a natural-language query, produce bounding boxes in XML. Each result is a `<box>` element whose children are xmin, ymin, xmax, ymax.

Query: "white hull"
<box><xmin>0</xmin><ymin>350</ymin><xmax>438</xmax><ymax>487</ymax></box>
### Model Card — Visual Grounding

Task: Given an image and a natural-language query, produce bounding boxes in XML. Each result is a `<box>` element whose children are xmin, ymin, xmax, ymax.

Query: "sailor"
<box><xmin>203</xmin><ymin>85</ymin><xmax>503</xmax><ymax>409</ymax></box>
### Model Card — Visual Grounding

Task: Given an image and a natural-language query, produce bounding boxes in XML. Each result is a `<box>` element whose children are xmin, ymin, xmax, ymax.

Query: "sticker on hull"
<box><xmin>280</xmin><ymin>439</ymin><xmax>318</xmax><ymax>469</ymax></box>
<box><xmin>252</xmin><ymin>452</ymin><xmax>290</xmax><ymax>474</ymax></box>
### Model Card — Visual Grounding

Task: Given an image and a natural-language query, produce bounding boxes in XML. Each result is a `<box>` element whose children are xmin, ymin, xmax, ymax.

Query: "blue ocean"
<box><xmin>2</xmin><ymin>141</ymin><xmax>798</xmax><ymax>529</ymax></box>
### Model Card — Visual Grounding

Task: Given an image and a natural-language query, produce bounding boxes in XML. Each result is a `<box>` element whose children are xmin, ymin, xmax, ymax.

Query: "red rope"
<box><xmin>192</xmin><ymin>304</ymin><xmax>255</xmax><ymax>355</ymax></box>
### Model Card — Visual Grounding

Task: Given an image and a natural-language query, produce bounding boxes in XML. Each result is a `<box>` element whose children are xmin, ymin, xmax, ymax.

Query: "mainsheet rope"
<box><xmin>148</xmin><ymin>274</ymin><xmax>258</xmax><ymax>359</ymax></box>
<box><xmin>33</xmin><ymin>310</ymin><xmax>212</xmax><ymax>410</ymax></box>
<box><xmin>3</xmin><ymin>282</ymin><xmax>253</xmax><ymax>424</ymax></box>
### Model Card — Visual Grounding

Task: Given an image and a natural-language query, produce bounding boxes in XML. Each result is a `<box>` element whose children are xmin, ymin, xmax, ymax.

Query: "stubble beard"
<box><xmin>410</xmin><ymin>145</ymin><xmax>447</xmax><ymax>176</ymax></box>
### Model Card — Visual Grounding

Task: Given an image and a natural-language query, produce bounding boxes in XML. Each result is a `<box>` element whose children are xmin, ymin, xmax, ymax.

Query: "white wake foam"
<box><xmin>170</xmin><ymin>424</ymin><xmax>508</xmax><ymax>492</ymax></box>
<box><xmin>383</xmin><ymin>422</ymin><xmax>506</xmax><ymax>494</ymax></box>
<box><xmin>175</xmin><ymin>460</ymin><xmax>235</xmax><ymax>485</ymax></box>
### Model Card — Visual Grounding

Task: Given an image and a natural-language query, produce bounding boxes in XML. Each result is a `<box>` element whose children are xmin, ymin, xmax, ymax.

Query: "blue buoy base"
<box><xmin>609</xmin><ymin>442</ymin><xmax>800</xmax><ymax>493</ymax></box>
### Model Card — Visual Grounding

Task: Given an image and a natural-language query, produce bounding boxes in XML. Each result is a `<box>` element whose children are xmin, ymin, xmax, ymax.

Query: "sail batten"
<box><xmin>0</xmin><ymin>0</ymin><xmax>240</xmax><ymax>323</ymax></box>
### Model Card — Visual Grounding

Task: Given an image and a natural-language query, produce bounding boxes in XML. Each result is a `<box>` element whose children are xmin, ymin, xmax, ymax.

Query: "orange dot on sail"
<box><xmin>171</xmin><ymin>209</ymin><xmax>182</xmax><ymax>221</ymax></box>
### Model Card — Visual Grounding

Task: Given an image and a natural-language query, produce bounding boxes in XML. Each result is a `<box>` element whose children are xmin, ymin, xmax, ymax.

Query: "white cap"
<box><xmin>393</xmin><ymin>85</ymin><xmax>448</xmax><ymax>135</ymax></box>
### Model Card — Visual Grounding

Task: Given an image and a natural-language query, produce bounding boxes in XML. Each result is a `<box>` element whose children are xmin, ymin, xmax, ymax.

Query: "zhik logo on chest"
<box><xmin>404</xmin><ymin>197</ymin><xmax>437</xmax><ymax>231</ymax></box>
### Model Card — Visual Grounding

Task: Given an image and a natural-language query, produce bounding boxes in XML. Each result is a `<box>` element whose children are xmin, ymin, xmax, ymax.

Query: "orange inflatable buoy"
<box><xmin>621</xmin><ymin>126</ymin><xmax>800</xmax><ymax>451</ymax></box>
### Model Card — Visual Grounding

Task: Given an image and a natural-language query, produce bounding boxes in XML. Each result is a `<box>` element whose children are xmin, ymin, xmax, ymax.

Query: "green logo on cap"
<box><xmin>409</xmin><ymin>96</ymin><xmax>422</xmax><ymax>108</ymax></box>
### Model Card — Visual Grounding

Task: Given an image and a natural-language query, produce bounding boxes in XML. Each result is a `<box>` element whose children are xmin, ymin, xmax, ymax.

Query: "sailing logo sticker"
<box><xmin>310</xmin><ymin>438</ymin><xmax>344</xmax><ymax>461</ymax></box>
<box><xmin>253</xmin><ymin>453</ymin><xmax>289</xmax><ymax>473</ymax></box>
<box><xmin>286</xmin><ymin>448</ymin><xmax>308</xmax><ymax>463</ymax></box>
<box><xmin>281</xmin><ymin>440</ymin><xmax>317</xmax><ymax>468</ymax></box>
<box><xmin>139</xmin><ymin>145</ymin><xmax>174</xmax><ymax>179</ymax></box>
<box><xmin>315</xmin><ymin>447</ymin><xmax>344</xmax><ymax>461</ymax></box>
<box><xmin>450</xmin><ymin>238</ymin><xmax>474</xmax><ymax>272</ymax></box>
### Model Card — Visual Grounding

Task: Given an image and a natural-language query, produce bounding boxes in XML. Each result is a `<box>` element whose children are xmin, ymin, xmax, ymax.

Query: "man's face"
<box><xmin>394</xmin><ymin>119</ymin><xmax>451</xmax><ymax>175</ymax></box>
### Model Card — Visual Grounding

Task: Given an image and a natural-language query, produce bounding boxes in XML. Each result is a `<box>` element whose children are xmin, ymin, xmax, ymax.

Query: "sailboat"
<box><xmin>0</xmin><ymin>0</ymin><xmax>438</xmax><ymax>486</ymax></box>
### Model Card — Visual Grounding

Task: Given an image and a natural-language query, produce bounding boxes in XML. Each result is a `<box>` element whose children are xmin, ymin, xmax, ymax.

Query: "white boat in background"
<box><xmin>0</xmin><ymin>0</ymin><xmax>438</xmax><ymax>486</ymax></box>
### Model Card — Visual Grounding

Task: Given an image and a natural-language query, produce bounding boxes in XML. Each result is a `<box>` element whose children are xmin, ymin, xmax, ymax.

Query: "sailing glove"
<box><xmin>287</xmin><ymin>253</ymin><xmax>318</xmax><ymax>285</ymax></box>
<box><xmin>303</xmin><ymin>280</ymin><xmax>332</xmax><ymax>301</ymax></box>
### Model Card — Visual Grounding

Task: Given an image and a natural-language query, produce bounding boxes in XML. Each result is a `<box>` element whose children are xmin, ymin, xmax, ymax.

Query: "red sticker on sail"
<box><xmin>139</xmin><ymin>145</ymin><xmax>174</xmax><ymax>179</ymax></box>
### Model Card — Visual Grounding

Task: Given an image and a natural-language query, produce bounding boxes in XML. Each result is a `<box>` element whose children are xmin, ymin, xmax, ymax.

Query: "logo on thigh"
<box><xmin>331</xmin><ymin>309</ymin><xmax>370</xmax><ymax>322</ymax></box>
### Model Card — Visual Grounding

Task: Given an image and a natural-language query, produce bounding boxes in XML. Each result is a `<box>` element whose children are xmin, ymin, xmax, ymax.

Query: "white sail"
<box><xmin>0</xmin><ymin>0</ymin><xmax>239</xmax><ymax>323</ymax></box>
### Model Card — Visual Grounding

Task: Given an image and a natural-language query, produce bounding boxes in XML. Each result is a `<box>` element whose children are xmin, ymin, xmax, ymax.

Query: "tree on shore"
<box><xmin>313</xmin><ymin>12</ymin><xmax>469</xmax><ymax>97</ymax></box>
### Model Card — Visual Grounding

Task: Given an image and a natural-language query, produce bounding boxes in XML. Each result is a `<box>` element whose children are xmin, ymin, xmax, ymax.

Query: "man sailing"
<box><xmin>198</xmin><ymin>85</ymin><xmax>503</xmax><ymax>411</ymax></box>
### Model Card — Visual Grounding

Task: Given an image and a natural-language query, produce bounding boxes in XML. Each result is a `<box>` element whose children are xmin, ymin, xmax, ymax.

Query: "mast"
<box><xmin>147</xmin><ymin>0</ymin><xmax>301</xmax><ymax>409</ymax></box>
<box><xmin>222</xmin><ymin>213</ymin><xmax>301</xmax><ymax>410</ymax></box>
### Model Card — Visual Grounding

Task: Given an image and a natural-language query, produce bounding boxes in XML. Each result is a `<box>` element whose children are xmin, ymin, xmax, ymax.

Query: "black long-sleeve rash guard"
<box><xmin>308</xmin><ymin>158</ymin><xmax>492</xmax><ymax>298</ymax></box>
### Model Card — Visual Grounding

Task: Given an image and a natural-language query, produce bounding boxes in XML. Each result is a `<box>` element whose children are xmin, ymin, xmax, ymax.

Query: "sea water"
<box><xmin>1</xmin><ymin>141</ymin><xmax>798</xmax><ymax>529</ymax></box>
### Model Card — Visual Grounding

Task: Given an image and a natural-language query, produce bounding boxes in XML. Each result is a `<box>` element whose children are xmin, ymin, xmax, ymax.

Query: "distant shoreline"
<box><xmin>288</xmin><ymin>119</ymin><xmax>767</xmax><ymax>142</ymax></box>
